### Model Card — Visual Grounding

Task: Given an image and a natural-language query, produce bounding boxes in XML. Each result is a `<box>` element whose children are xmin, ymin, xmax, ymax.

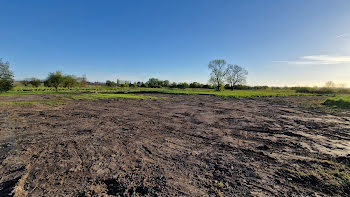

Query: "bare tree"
<box><xmin>208</xmin><ymin>59</ymin><xmax>228</xmax><ymax>91</ymax></box>
<box><xmin>325</xmin><ymin>81</ymin><xmax>335</xmax><ymax>88</ymax></box>
<box><xmin>226</xmin><ymin>64</ymin><xmax>248</xmax><ymax>90</ymax></box>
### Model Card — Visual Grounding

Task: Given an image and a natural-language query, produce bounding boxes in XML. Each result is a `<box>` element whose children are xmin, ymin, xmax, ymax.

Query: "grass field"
<box><xmin>3</xmin><ymin>86</ymin><xmax>350</xmax><ymax>109</ymax></box>
<box><xmin>2</xmin><ymin>86</ymin><xmax>313</xmax><ymax>98</ymax></box>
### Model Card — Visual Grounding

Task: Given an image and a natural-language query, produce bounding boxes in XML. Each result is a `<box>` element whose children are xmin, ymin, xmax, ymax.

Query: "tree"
<box><xmin>163</xmin><ymin>80</ymin><xmax>170</xmax><ymax>87</ymax></box>
<box><xmin>106</xmin><ymin>80</ymin><xmax>116</xmax><ymax>87</ymax></box>
<box><xmin>0</xmin><ymin>59</ymin><xmax>14</xmax><ymax>92</ymax></box>
<box><xmin>29</xmin><ymin>78</ymin><xmax>42</xmax><ymax>87</ymax></box>
<box><xmin>78</xmin><ymin>74</ymin><xmax>87</xmax><ymax>87</ymax></box>
<box><xmin>62</xmin><ymin>75</ymin><xmax>78</xmax><ymax>88</ymax></box>
<box><xmin>147</xmin><ymin>78</ymin><xmax>162</xmax><ymax>87</ymax></box>
<box><xmin>208</xmin><ymin>59</ymin><xmax>228</xmax><ymax>91</ymax></box>
<box><xmin>325</xmin><ymin>81</ymin><xmax>335</xmax><ymax>88</ymax></box>
<box><xmin>226</xmin><ymin>64</ymin><xmax>248</xmax><ymax>90</ymax></box>
<box><xmin>170</xmin><ymin>82</ymin><xmax>177</xmax><ymax>88</ymax></box>
<box><xmin>45</xmin><ymin>71</ymin><xmax>63</xmax><ymax>91</ymax></box>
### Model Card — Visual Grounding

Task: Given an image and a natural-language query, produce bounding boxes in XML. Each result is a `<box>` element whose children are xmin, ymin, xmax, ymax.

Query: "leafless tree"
<box><xmin>226</xmin><ymin>64</ymin><xmax>248</xmax><ymax>90</ymax></box>
<box><xmin>208</xmin><ymin>59</ymin><xmax>228</xmax><ymax>91</ymax></box>
<box><xmin>324</xmin><ymin>81</ymin><xmax>335</xmax><ymax>88</ymax></box>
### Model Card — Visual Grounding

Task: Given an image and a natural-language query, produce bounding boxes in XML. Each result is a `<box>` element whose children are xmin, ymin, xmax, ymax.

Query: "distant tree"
<box><xmin>325</xmin><ymin>81</ymin><xmax>336</xmax><ymax>88</ymax></box>
<box><xmin>170</xmin><ymin>82</ymin><xmax>177</xmax><ymax>88</ymax></box>
<box><xmin>226</xmin><ymin>64</ymin><xmax>248</xmax><ymax>90</ymax></box>
<box><xmin>78</xmin><ymin>74</ymin><xmax>87</xmax><ymax>87</ymax></box>
<box><xmin>208</xmin><ymin>59</ymin><xmax>228</xmax><ymax>91</ymax></box>
<box><xmin>190</xmin><ymin>82</ymin><xmax>203</xmax><ymax>88</ymax></box>
<box><xmin>44</xmin><ymin>71</ymin><xmax>63</xmax><ymax>91</ymax></box>
<box><xmin>29</xmin><ymin>78</ymin><xmax>42</xmax><ymax>87</ymax></box>
<box><xmin>106</xmin><ymin>80</ymin><xmax>116</xmax><ymax>87</ymax></box>
<box><xmin>141</xmin><ymin>82</ymin><xmax>148</xmax><ymax>88</ymax></box>
<box><xmin>163</xmin><ymin>80</ymin><xmax>170</xmax><ymax>87</ymax></box>
<box><xmin>62</xmin><ymin>75</ymin><xmax>78</xmax><ymax>88</ymax></box>
<box><xmin>183</xmin><ymin>82</ymin><xmax>189</xmax><ymax>88</ymax></box>
<box><xmin>22</xmin><ymin>79</ymin><xmax>30</xmax><ymax>86</ymax></box>
<box><xmin>0</xmin><ymin>59</ymin><xmax>14</xmax><ymax>92</ymax></box>
<box><xmin>147</xmin><ymin>78</ymin><xmax>162</xmax><ymax>87</ymax></box>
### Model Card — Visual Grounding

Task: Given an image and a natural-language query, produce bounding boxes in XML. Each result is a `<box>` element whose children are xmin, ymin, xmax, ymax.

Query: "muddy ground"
<box><xmin>0</xmin><ymin>94</ymin><xmax>349</xmax><ymax>196</ymax></box>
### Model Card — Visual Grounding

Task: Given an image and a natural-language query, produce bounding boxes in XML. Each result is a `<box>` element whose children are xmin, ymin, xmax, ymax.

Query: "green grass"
<box><xmin>1</xmin><ymin>86</ymin><xmax>313</xmax><ymax>98</ymax></box>
<box><xmin>138</xmin><ymin>88</ymin><xmax>311</xmax><ymax>98</ymax></box>
<box><xmin>0</xmin><ymin>86</ymin><xmax>313</xmax><ymax>98</ymax></box>
<box><xmin>284</xmin><ymin>159</ymin><xmax>350</xmax><ymax>195</ymax></box>
<box><xmin>68</xmin><ymin>93</ymin><xmax>161</xmax><ymax>100</ymax></box>
<box><xmin>323</xmin><ymin>95</ymin><xmax>350</xmax><ymax>109</ymax></box>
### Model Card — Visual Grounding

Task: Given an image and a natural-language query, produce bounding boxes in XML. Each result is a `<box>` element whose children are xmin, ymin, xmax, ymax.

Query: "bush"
<box><xmin>121</xmin><ymin>84</ymin><xmax>129</xmax><ymax>87</ymax></box>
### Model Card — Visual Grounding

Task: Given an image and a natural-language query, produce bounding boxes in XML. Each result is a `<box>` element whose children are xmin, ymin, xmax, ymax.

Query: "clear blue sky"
<box><xmin>1</xmin><ymin>0</ymin><xmax>350</xmax><ymax>86</ymax></box>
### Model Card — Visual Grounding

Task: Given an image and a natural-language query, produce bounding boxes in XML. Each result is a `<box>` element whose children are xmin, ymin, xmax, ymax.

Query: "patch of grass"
<box><xmin>283</xmin><ymin>159</ymin><xmax>350</xmax><ymax>195</ymax></box>
<box><xmin>69</xmin><ymin>93</ymin><xmax>161</xmax><ymax>100</ymax></box>
<box><xmin>323</xmin><ymin>95</ymin><xmax>350</xmax><ymax>109</ymax></box>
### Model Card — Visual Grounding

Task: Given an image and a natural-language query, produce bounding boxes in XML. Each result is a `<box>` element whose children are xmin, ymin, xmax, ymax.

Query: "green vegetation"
<box><xmin>295</xmin><ymin>87</ymin><xmax>350</xmax><ymax>94</ymax></box>
<box><xmin>1</xmin><ymin>86</ymin><xmax>312</xmax><ymax>98</ymax></box>
<box><xmin>323</xmin><ymin>95</ymin><xmax>350</xmax><ymax>109</ymax></box>
<box><xmin>284</xmin><ymin>159</ymin><xmax>350</xmax><ymax>195</ymax></box>
<box><xmin>0</xmin><ymin>59</ymin><xmax>14</xmax><ymax>92</ymax></box>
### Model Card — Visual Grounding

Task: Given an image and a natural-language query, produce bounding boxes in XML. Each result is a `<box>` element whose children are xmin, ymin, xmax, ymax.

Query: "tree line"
<box><xmin>0</xmin><ymin>58</ymin><xmax>250</xmax><ymax>92</ymax></box>
<box><xmin>2</xmin><ymin>58</ymin><xmax>346</xmax><ymax>93</ymax></box>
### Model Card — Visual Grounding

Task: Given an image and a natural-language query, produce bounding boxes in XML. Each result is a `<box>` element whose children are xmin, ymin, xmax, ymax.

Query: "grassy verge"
<box><xmin>323</xmin><ymin>95</ymin><xmax>350</xmax><ymax>109</ymax></box>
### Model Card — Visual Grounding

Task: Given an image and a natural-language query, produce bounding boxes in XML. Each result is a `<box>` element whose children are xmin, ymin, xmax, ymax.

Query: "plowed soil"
<box><xmin>0</xmin><ymin>94</ymin><xmax>349</xmax><ymax>196</ymax></box>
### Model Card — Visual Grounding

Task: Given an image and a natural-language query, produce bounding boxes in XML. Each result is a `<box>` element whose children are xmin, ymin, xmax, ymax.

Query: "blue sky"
<box><xmin>1</xmin><ymin>0</ymin><xmax>350</xmax><ymax>86</ymax></box>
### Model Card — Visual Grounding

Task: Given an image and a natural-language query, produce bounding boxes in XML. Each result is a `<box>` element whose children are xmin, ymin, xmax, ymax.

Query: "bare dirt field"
<box><xmin>0</xmin><ymin>94</ymin><xmax>349</xmax><ymax>196</ymax></box>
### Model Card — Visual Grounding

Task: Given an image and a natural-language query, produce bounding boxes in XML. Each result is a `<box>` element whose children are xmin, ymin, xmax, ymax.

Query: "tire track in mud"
<box><xmin>0</xmin><ymin>110</ymin><xmax>25</xmax><ymax>196</ymax></box>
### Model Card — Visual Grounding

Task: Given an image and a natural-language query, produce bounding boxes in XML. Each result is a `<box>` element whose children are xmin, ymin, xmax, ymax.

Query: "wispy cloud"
<box><xmin>274</xmin><ymin>55</ymin><xmax>350</xmax><ymax>65</ymax></box>
<box><xmin>335</xmin><ymin>33</ymin><xmax>348</xmax><ymax>39</ymax></box>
